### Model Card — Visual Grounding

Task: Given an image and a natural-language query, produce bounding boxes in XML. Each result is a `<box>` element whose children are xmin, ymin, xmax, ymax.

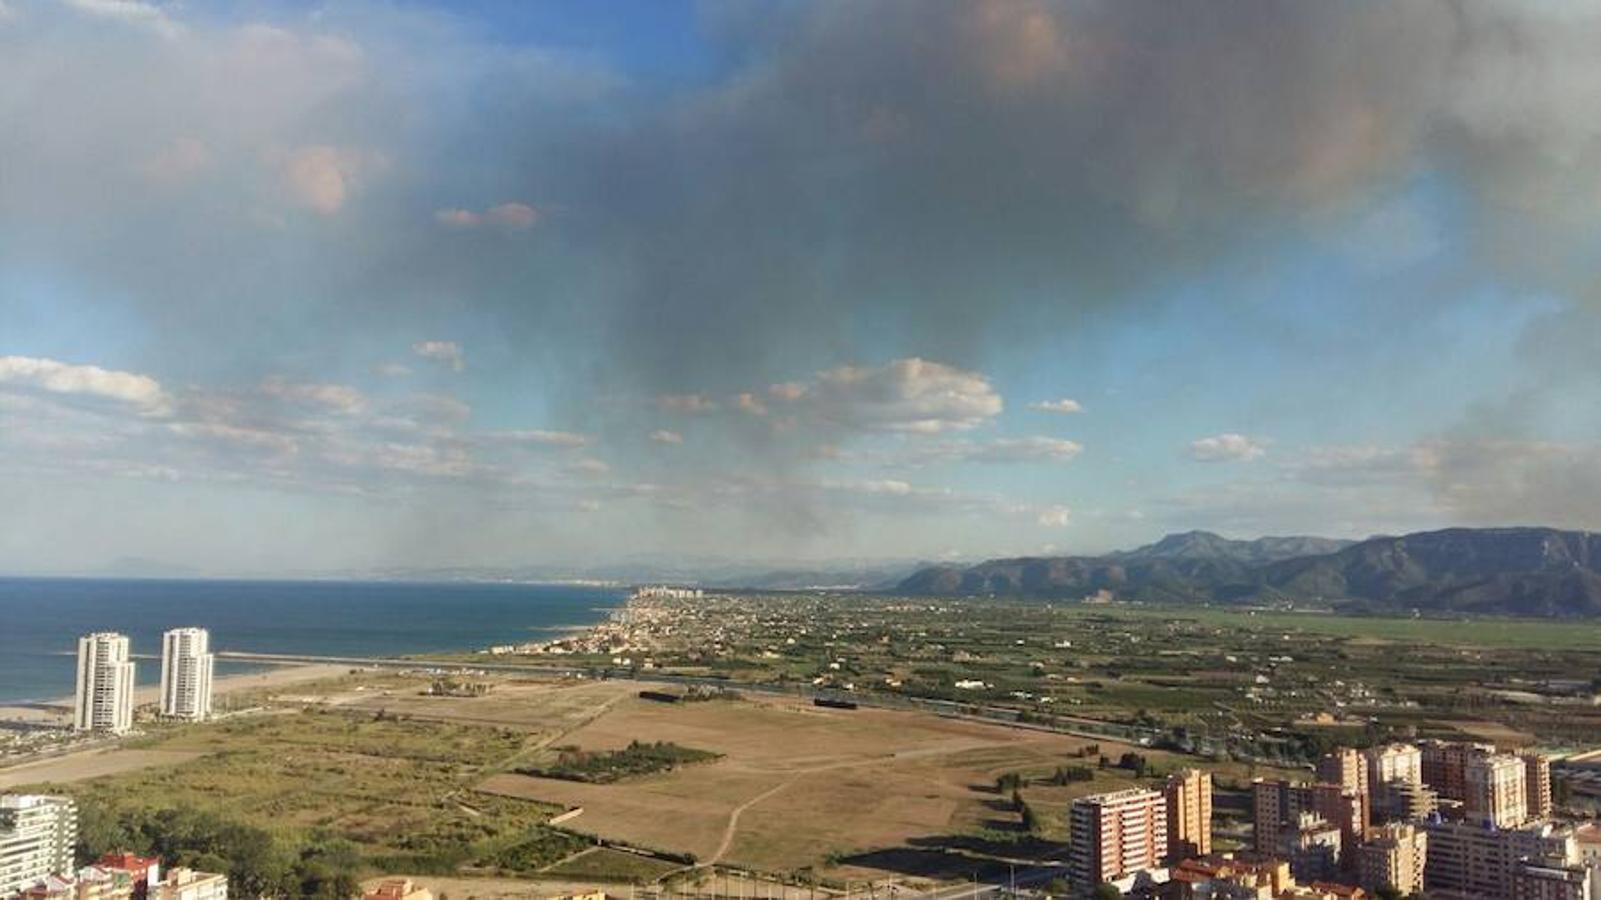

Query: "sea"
<box><xmin>0</xmin><ymin>578</ymin><xmax>625</xmax><ymax>705</ymax></box>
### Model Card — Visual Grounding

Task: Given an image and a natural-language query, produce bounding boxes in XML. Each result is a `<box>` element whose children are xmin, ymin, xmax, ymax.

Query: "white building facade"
<box><xmin>74</xmin><ymin>632</ymin><xmax>135</xmax><ymax>734</ymax></box>
<box><xmin>160</xmin><ymin>628</ymin><xmax>214</xmax><ymax>721</ymax></box>
<box><xmin>0</xmin><ymin>795</ymin><xmax>77</xmax><ymax>897</ymax></box>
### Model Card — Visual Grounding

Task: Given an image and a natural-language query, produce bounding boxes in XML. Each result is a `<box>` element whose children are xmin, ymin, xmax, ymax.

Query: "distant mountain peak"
<box><xmin>896</xmin><ymin>526</ymin><xmax>1601</xmax><ymax>618</ymax></box>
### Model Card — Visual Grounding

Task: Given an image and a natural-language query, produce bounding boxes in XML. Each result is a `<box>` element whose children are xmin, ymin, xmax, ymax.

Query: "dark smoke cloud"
<box><xmin>10</xmin><ymin>0</ymin><xmax>1601</xmax><ymax>552</ymax></box>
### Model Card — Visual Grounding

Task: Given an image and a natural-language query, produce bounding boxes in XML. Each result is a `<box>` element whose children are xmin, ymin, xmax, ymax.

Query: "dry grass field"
<box><xmin>0</xmin><ymin>748</ymin><xmax>203</xmax><ymax>789</ymax></box>
<box><xmin>473</xmin><ymin>691</ymin><xmax>1164</xmax><ymax>878</ymax></box>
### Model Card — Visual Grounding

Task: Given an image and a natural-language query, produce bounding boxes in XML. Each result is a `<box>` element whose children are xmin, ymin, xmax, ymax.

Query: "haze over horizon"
<box><xmin>9</xmin><ymin>1</ymin><xmax>1601</xmax><ymax>576</ymax></box>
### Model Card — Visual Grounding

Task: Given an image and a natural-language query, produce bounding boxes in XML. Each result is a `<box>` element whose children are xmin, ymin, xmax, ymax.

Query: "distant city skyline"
<box><xmin>7</xmin><ymin>2</ymin><xmax>1601</xmax><ymax>574</ymax></box>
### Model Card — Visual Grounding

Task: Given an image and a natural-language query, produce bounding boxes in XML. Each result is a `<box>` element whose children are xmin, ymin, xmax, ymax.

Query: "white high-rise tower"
<box><xmin>160</xmin><ymin>627</ymin><xmax>214</xmax><ymax>721</ymax></box>
<box><xmin>74</xmin><ymin>632</ymin><xmax>134</xmax><ymax>733</ymax></box>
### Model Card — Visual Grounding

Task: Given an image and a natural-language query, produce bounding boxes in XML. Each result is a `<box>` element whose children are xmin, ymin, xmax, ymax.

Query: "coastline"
<box><xmin>0</xmin><ymin>662</ymin><xmax>350</xmax><ymax>727</ymax></box>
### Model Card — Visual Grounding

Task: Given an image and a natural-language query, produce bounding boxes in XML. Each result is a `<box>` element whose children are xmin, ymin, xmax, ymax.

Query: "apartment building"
<box><xmin>1372</xmin><ymin>777</ymin><xmax>1438</xmax><ymax>824</ymax></box>
<box><xmin>1318</xmin><ymin>749</ymin><xmax>1371</xmax><ymax>795</ymax></box>
<box><xmin>1523</xmin><ymin>751</ymin><xmax>1554</xmax><ymax>820</ymax></box>
<box><xmin>1355</xmin><ymin>822</ymin><xmax>1427</xmax><ymax>896</ymax></box>
<box><xmin>74</xmin><ymin>633</ymin><xmax>135</xmax><ymax>734</ymax></box>
<box><xmin>1166</xmin><ymin>768</ymin><xmax>1212</xmax><ymax>860</ymax></box>
<box><xmin>1465</xmin><ymin>752</ymin><xmax>1530</xmax><ymax>828</ymax></box>
<box><xmin>1514</xmin><ymin>862</ymin><xmax>1592</xmax><ymax>900</ymax></box>
<box><xmin>1365</xmin><ymin>744</ymin><xmax>1423</xmax><ymax>791</ymax></box>
<box><xmin>159</xmin><ymin>628</ymin><xmax>213</xmax><ymax>721</ymax></box>
<box><xmin>0</xmin><ymin>796</ymin><xmax>77</xmax><ymax>898</ymax></box>
<box><xmin>1423</xmin><ymin>819</ymin><xmax>1577</xmax><ymax>899</ymax></box>
<box><xmin>1420</xmin><ymin>740</ymin><xmax>1494</xmax><ymax>803</ymax></box>
<box><xmin>1068</xmin><ymin>788</ymin><xmax>1167</xmax><ymax>887</ymax></box>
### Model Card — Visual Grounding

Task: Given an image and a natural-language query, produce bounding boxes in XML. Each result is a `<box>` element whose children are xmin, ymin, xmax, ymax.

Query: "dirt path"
<box><xmin>706</xmin><ymin>731</ymin><xmax>1055</xmax><ymax>865</ymax></box>
<box><xmin>708</xmin><ymin>773</ymin><xmax>804</xmax><ymax>864</ymax></box>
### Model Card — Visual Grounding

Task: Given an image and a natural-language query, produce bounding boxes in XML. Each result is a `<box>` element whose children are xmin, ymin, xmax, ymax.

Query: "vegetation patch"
<box><xmin>17</xmin><ymin>710</ymin><xmax>566</xmax><ymax>896</ymax></box>
<box><xmin>542</xmin><ymin>846</ymin><xmax>685</xmax><ymax>882</ymax></box>
<box><xmin>515</xmin><ymin>740</ymin><xmax>721</xmax><ymax>784</ymax></box>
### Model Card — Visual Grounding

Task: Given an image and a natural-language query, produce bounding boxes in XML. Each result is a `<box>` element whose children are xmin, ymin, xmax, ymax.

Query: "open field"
<box><xmin>542</xmin><ymin>846</ymin><xmax>685</xmax><ymax>882</ymax></box>
<box><xmin>1071</xmin><ymin>604</ymin><xmax>1601</xmax><ymax>651</ymax></box>
<box><xmin>472</xmin><ymin>689</ymin><xmax>1279</xmax><ymax>880</ymax></box>
<box><xmin>0</xmin><ymin>748</ymin><xmax>203</xmax><ymax>789</ymax></box>
<box><xmin>9</xmin><ymin>703</ymin><xmax>578</xmax><ymax>881</ymax></box>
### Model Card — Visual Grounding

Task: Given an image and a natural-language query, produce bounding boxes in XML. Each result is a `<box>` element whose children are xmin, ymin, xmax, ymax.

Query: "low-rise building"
<box><xmin>93</xmin><ymin>854</ymin><xmax>158</xmax><ymax>899</ymax></box>
<box><xmin>17</xmin><ymin>866</ymin><xmax>135</xmax><ymax>900</ymax></box>
<box><xmin>149</xmin><ymin>868</ymin><xmax>226</xmax><ymax>900</ymax></box>
<box><xmin>364</xmin><ymin>878</ymin><xmax>433</xmax><ymax>900</ymax></box>
<box><xmin>1514</xmin><ymin>861</ymin><xmax>1592</xmax><ymax>900</ymax></box>
<box><xmin>1574</xmin><ymin>822</ymin><xmax>1601</xmax><ymax>899</ymax></box>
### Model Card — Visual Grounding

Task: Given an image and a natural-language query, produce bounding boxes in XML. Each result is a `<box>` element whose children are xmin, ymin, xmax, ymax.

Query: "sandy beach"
<box><xmin>0</xmin><ymin>662</ymin><xmax>350</xmax><ymax>729</ymax></box>
<box><xmin>0</xmin><ymin>662</ymin><xmax>352</xmax><ymax>787</ymax></box>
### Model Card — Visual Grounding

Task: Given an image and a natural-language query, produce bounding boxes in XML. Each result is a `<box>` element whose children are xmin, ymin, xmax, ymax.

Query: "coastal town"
<box><xmin>7</xmin><ymin>588</ymin><xmax>1601</xmax><ymax>899</ymax></box>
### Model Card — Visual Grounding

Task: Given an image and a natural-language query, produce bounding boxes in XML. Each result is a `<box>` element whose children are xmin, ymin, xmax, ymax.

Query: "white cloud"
<box><xmin>1188</xmin><ymin>433</ymin><xmax>1267</xmax><ymax>462</ymax></box>
<box><xmin>167</xmin><ymin>421</ymin><xmax>298</xmax><ymax>456</ymax></box>
<box><xmin>568</xmin><ymin>457</ymin><xmax>611</xmax><ymax>477</ymax></box>
<box><xmin>387</xmin><ymin>393</ymin><xmax>471</xmax><ymax>425</ymax></box>
<box><xmin>1036</xmin><ymin>505</ymin><xmax>1072</xmax><ymax>527</ymax></box>
<box><xmin>657</xmin><ymin>393</ymin><xmax>718</xmax><ymax>414</ymax></box>
<box><xmin>649</xmin><ymin>429</ymin><xmax>683</xmax><ymax>445</ymax></box>
<box><xmin>259</xmin><ymin>376</ymin><xmax>365</xmax><ymax>414</ymax></box>
<box><xmin>824</xmin><ymin>478</ymin><xmax>914</xmax><ymax>496</ymax></box>
<box><xmin>0</xmin><ymin>355</ymin><xmax>170</xmax><ymax>415</ymax></box>
<box><xmin>62</xmin><ymin>0</ymin><xmax>181</xmax><ymax>38</ymax></box>
<box><xmin>372</xmin><ymin>362</ymin><xmax>412</xmax><ymax>378</ymax></box>
<box><xmin>435</xmin><ymin>202</ymin><xmax>539</xmax><ymax>230</ymax></box>
<box><xmin>435</xmin><ymin>209</ymin><xmax>480</xmax><ymax>229</ymax></box>
<box><xmin>140</xmin><ymin>136</ymin><xmax>211</xmax><ymax>183</ymax></box>
<box><xmin>779</xmin><ymin>357</ymin><xmax>1002</xmax><ymax>434</ymax></box>
<box><xmin>483</xmin><ymin>429</ymin><xmax>589</xmax><ymax>449</ymax></box>
<box><xmin>412</xmin><ymin>340</ymin><xmax>465</xmax><ymax>372</ymax></box>
<box><xmin>941</xmin><ymin>436</ymin><xmax>1083</xmax><ymax>465</ymax></box>
<box><xmin>279</xmin><ymin>145</ymin><xmax>377</xmax><ymax>216</ymax></box>
<box><xmin>486</xmin><ymin>202</ymin><xmax>538</xmax><ymax>229</ymax></box>
<box><xmin>1029</xmin><ymin>398</ymin><xmax>1083</xmax><ymax>414</ymax></box>
<box><xmin>735</xmin><ymin>392</ymin><xmax>768</xmax><ymax>416</ymax></box>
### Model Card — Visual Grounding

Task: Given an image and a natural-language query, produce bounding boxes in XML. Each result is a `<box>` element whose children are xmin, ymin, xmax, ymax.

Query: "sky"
<box><xmin>7</xmin><ymin>1</ymin><xmax>1601</xmax><ymax>576</ymax></box>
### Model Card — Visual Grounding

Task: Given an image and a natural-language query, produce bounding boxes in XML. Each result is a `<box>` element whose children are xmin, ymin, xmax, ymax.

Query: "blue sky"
<box><xmin>5</xmin><ymin>0</ymin><xmax>1601</xmax><ymax>575</ymax></box>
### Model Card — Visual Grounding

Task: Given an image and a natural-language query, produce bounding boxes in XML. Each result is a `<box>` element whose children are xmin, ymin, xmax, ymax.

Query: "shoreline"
<box><xmin>0</xmin><ymin>663</ymin><xmax>351</xmax><ymax>727</ymax></box>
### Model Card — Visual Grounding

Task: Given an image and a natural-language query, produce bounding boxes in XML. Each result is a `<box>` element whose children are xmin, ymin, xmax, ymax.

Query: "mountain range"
<box><xmin>896</xmin><ymin>527</ymin><xmax>1601</xmax><ymax>617</ymax></box>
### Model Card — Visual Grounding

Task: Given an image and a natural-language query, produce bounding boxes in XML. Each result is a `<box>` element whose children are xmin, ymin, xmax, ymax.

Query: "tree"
<box><xmin>1374</xmin><ymin>887</ymin><xmax>1402</xmax><ymax>900</ymax></box>
<box><xmin>1093</xmin><ymin>884</ymin><xmax>1122</xmax><ymax>899</ymax></box>
<box><xmin>1020</xmin><ymin>801</ymin><xmax>1040</xmax><ymax>834</ymax></box>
